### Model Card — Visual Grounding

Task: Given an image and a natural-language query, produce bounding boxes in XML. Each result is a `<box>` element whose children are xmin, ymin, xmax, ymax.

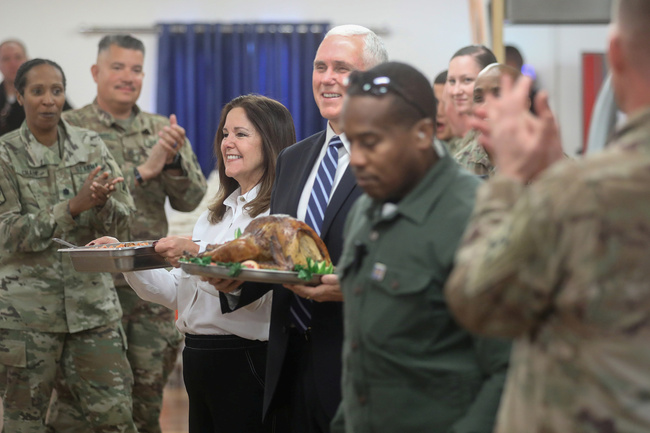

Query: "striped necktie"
<box><xmin>290</xmin><ymin>135</ymin><xmax>343</xmax><ymax>332</ymax></box>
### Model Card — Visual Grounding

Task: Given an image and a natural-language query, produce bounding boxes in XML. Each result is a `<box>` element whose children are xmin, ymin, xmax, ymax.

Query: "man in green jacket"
<box><xmin>331</xmin><ymin>61</ymin><xmax>510</xmax><ymax>433</ymax></box>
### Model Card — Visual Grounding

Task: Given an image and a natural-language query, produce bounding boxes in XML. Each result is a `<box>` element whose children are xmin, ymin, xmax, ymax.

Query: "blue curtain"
<box><xmin>156</xmin><ymin>23</ymin><xmax>329</xmax><ymax>177</ymax></box>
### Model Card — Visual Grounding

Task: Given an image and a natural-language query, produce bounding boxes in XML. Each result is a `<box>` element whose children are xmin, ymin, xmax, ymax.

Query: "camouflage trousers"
<box><xmin>0</xmin><ymin>322</ymin><xmax>136</xmax><ymax>433</ymax></box>
<box><xmin>48</xmin><ymin>287</ymin><xmax>182</xmax><ymax>433</ymax></box>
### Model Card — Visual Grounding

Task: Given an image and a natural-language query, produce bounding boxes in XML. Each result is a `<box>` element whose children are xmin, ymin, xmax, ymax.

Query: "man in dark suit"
<box><xmin>213</xmin><ymin>24</ymin><xmax>388</xmax><ymax>433</ymax></box>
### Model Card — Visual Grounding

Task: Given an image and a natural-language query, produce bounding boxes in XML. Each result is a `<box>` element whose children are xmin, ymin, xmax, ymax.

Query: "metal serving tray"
<box><xmin>58</xmin><ymin>241</ymin><xmax>168</xmax><ymax>273</ymax></box>
<box><xmin>181</xmin><ymin>262</ymin><xmax>322</xmax><ymax>285</ymax></box>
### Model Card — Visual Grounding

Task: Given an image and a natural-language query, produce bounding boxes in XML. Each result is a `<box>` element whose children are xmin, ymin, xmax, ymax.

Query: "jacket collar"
<box><xmin>365</xmin><ymin>150</ymin><xmax>457</xmax><ymax>226</ymax></box>
<box><xmin>19</xmin><ymin>119</ymin><xmax>91</xmax><ymax>168</ymax></box>
<box><xmin>90</xmin><ymin>99</ymin><xmax>150</xmax><ymax>134</ymax></box>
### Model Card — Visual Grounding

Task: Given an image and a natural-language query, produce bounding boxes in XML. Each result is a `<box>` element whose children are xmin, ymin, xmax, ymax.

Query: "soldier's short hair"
<box><xmin>15</xmin><ymin>58</ymin><xmax>66</xmax><ymax>96</ymax></box>
<box><xmin>434</xmin><ymin>70</ymin><xmax>447</xmax><ymax>86</ymax></box>
<box><xmin>346</xmin><ymin>61</ymin><xmax>436</xmax><ymax>128</ymax></box>
<box><xmin>98</xmin><ymin>35</ymin><xmax>145</xmax><ymax>56</ymax></box>
<box><xmin>505</xmin><ymin>45</ymin><xmax>524</xmax><ymax>70</ymax></box>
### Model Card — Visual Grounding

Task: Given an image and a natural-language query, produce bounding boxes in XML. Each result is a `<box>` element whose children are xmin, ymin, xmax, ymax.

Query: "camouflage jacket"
<box><xmin>445</xmin><ymin>106</ymin><xmax>650</xmax><ymax>432</ymax></box>
<box><xmin>453</xmin><ymin>130</ymin><xmax>495</xmax><ymax>179</ymax></box>
<box><xmin>63</xmin><ymin>102</ymin><xmax>207</xmax><ymax>241</ymax></box>
<box><xmin>0</xmin><ymin>121</ymin><xmax>134</xmax><ymax>332</ymax></box>
<box><xmin>63</xmin><ymin>102</ymin><xmax>207</xmax><ymax>288</ymax></box>
<box><xmin>439</xmin><ymin>136</ymin><xmax>464</xmax><ymax>156</ymax></box>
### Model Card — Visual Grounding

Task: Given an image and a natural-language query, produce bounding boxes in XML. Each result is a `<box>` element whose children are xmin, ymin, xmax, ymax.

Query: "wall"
<box><xmin>504</xmin><ymin>24</ymin><xmax>610</xmax><ymax>155</ymax></box>
<box><xmin>1</xmin><ymin>0</ymin><xmax>610</xmax><ymax>155</ymax></box>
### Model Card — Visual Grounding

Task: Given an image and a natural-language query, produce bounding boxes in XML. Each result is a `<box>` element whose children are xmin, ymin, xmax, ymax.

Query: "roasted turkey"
<box><xmin>201</xmin><ymin>214</ymin><xmax>331</xmax><ymax>270</ymax></box>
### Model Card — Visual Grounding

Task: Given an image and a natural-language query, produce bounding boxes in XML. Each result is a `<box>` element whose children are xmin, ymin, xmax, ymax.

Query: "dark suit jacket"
<box><xmin>222</xmin><ymin>130</ymin><xmax>362</xmax><ymax>421</ymax></box>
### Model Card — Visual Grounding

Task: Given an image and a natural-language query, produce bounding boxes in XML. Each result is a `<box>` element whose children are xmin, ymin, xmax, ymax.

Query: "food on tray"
<box><xmin>95</xmin><ymin>241</ymin><xmax>152</xmax><ymax>249</ymax></box>
<box><xmin>188</xmin><ymin>215</ymin><xmax>332</xmax><ymax>272</ymax></box>
<box><xmin>58</xmin><ymin>240</ymin><xmax>165</xmax><ymax>273</ymax></box>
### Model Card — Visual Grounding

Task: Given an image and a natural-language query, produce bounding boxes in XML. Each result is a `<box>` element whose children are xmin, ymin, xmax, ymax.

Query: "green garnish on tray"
<box><xmin>293</xmin><ymin>258</ymin><xmax>334</xmax><ymax>281</ymax></box>
<box><xmin>181</xmin><ymin>255</ymin><xmax>212</xmax><ymax>266</ymax></box>
<box><xmin>180</xmin><ymin>256</ymin><xmax>244</xmax><ymax>277</ymax></box>
<box><xmin>181</xmin><ymin>256</ymin><xmax>332</xmax><ymax>281</ymax></box>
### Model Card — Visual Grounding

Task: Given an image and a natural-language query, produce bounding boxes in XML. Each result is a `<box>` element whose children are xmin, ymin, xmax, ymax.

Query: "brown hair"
<box><xmin>207</xmin><ymin>94</ymin><xmax>296</xmax><ymax>223</ymax></box>
<box><xmin>450</xmin><ymin>45</ymin><xmax>497</xmax><ymax>71</ymax></box>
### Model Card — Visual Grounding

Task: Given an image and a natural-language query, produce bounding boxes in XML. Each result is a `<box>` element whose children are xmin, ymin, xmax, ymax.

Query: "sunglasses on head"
<box><xmin>347</xmin><ymin>73</ymin><xmax>428</xmax><ymax>119</ymax></box>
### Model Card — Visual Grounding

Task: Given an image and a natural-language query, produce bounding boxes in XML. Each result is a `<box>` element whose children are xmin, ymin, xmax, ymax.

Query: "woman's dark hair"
<box><xmin>450</xmin><ymin>45</ymin><xmax>497</xmax><ymax>71</ymax></box>
<box><xmin>15</xmin><ymin>58</ymin><xmax>66</xmax><ymax>96</ymax></box>
<box><xmin>208</xmin><ymin>94</ymin><xmax>296</xmax><ymax>223</ymax></box>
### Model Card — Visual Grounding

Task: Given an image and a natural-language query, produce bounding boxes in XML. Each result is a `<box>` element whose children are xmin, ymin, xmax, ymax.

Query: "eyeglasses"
<box><xmin>346</xmin><ymin>73</ymin><xmax>428</xmax><ymax>119</ymax></box>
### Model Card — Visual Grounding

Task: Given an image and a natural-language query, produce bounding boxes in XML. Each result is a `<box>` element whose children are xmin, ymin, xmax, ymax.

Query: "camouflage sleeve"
<box><xmin>160</xmin><ymin>138</ymin><xmax>207</xmax><ymax>212</ymax></box>
<box><xmin>0</xmin><ymin>155</ymin><xmax>59</xmax><ymax>253</ymax></box>
<box><xmin>90</xmin><ymin>138</ymin><xmax>135</xmax><ymax>239</ymax></box>
<box><xmin>444</xmin><ymin>174</ymin><xmax>563</xmax><ymax>338</ymax></box>
<box><xmin>450</xmin><ymin>336</ymin><xmax>511</xmax><ymax>433</ymax></box>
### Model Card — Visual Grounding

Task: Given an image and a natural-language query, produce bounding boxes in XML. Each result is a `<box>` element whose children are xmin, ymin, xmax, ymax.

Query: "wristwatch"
<box><xmin>163</xmin><ymin>153</ymin><xmax>182</xmax><ymax>171</ymax></box>
<box><xmin>134</xmin><ymin>167</ymin><xmax>144</xmax><ymax>186</ymax></box>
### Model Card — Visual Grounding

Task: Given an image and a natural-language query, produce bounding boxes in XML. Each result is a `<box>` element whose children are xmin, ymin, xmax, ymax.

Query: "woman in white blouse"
<box><xmin>96</xmin><ymin>94</ymin><xmax>295</xmax><ymax>433</ymax></box>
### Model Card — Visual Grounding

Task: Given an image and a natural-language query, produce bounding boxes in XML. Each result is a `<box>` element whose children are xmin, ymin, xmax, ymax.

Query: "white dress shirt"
<box><xmin>296</xmin><ymin>122</ymin><xmax>351</xmax><ymax>222</ymax></box>
<box><xmin>123</xmin><ymin>185</ymin><xmax>272</xmax><ymax>340</ymax></box>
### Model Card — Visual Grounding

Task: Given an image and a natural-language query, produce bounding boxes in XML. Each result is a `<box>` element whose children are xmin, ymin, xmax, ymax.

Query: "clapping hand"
<box><xmin>137</xmin><ymin>114</ymin><xmax>186</xmax><ymax>181</ymax></box>
<box><xmin>158</xmin><ymin>114</ymin><xmax>186</xmax><ymax>164</ymax></box>
<box><xmin>69</xmin><ymin>166</ymin><xmax>124</xmax><ymax>217</ymax></box>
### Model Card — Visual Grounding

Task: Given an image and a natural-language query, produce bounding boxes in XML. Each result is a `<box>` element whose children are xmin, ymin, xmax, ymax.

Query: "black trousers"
<box><xmin>183</xmin><ymin>334</ymin><xmax>271</xmax><ymax>433</ymax></box>
<box><xmin>271</xmin><ymin>329</ymin><xmax>331</xmax><ymax>433</ymax></box>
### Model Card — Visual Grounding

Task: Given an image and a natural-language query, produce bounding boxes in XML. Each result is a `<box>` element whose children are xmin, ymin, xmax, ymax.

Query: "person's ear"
<box><xmin>608</xmin><ymin>30</ymin><xmax>625</xmax><ymax>77</ymax></box>
<box><xmin>414</xmin><ymin>118</ymin><xmax>434</xmax><ymax>149</ymax></box>
<box><xmin>16</xmin><ymin>93</ymin><xmax>23</xmax><ymax>106</ymax></box>
<box><xmin>91</xmin><ymin>64</ymin><xmax>99</xmax><ymax>84</ymax></box>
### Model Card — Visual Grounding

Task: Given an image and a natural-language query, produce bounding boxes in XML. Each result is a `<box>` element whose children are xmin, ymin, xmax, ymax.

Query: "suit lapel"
<box><xmin>320</xmin><ymin>165</ymin><xmax>358</xmax><ymax>238</ymax></box>
<box><xmin>285</xmin><ymin>132</ymin><xmax>326</xmax><ymax>215</ymax></box>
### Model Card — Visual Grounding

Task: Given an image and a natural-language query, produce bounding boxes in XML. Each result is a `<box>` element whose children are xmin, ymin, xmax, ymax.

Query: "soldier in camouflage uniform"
<box><xmin>0</xmin><ymin>59</ymin><xmax>137</xmax><ymax>432</ymax></box>
<box><xmin>432</xmin><ymin>70</ymin><xmax>464</xmax><ymax>155</ymax></box>
<box><xmin>48</xmin><ymin>35</ymin><xmax>207</xmax><ymax>433</ymax></box>
<box><xmin>445</xmin><ymin>1</ymin><xmax>650</xmax><ymax>431</ymax></box>
<box><xmin>453</xmin><ymin>64</ymin><xmax>521</xmax><ymax>179</ymax></box>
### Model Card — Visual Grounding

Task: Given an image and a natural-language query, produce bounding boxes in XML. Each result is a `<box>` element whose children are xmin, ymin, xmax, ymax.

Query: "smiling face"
<box><xmin>447</xmin><ymin>55</ymin><xmax>483</xmax><ymax>115</ymax></box>
<box><xmin>312</xmin><ymin>34</ymin><xmax>367</xmax><ymax>133</ymax></box>
<box><xmin>343</xmin><ymin>94</ymin><xmax>432</xmax><ymax>202</ymax></box>
<box><xmin>92</xmin><ymin>44</ymin><xmax>144</xmax><ymax>117</ymax></box>
<box><xmin>17</xmin><ymin>63</ymin><xmax>65</xmax><ymax>136</ymax></box>
<box><xmin>221</xmin><ymin>107</ymin><xmax>265</xmax><ymax>193</ymax></box>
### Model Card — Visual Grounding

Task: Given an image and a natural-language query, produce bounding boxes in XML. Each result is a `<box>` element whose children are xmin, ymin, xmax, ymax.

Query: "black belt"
<box><xmin>184</xmin><ymin>333</ymin><xmax>267</xmax><ymax>349</ymax></box>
